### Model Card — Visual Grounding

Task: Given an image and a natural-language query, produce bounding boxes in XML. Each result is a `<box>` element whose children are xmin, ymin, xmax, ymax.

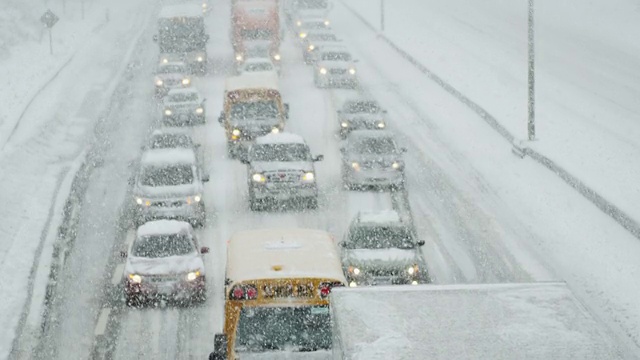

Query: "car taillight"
<box><xmin>318</xmin><ymin>282</ymin><xmax>342</xmax><ymax>298</ymax></box>
<box><xmin>230</xmin><ymin>285</ymin><xmax>258</xmax><ymax>300</ymax></box>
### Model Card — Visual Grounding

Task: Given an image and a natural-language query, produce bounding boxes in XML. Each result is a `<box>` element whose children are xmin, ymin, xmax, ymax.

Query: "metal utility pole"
<box><xmin>380</xmin><ymin>0</ymin><xmax>385</xmax><ymax>32</ymax></box>
<box><xmin>527</xmin><ymin>0</ymin><xmax>535</xmax><ymax>141</ymax></box>
<box><xmin>41</xmin><ymin>10</ymin><xmax>60</xmax><ymax>55</ymax></box>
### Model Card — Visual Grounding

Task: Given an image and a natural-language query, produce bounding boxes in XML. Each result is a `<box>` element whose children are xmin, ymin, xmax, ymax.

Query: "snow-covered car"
<box><xmin>158</xmin><ymin>52</ymin><xmax>208</xmax><ymax>75</ymax></box>
<box><xmin>339</xmin><ymin>210</ymin><xmax>427</xmax><ymax>286</ymax></box>
<box><xmin>313</xmin><ymin>46</ymin><xmax>359</xmax><ymax>88</ymax></box>
<box><xmin>242</xmin><ymin>132</ymin><xmax>323</xmax><ymax>211</ymax></box>
<box><xmin>237</xmin><ymin>57</ymin><xmax>278</xmax><ymax>76</ymax></box>
<box><xmin>132</xmin><ymin>148</ymin><xmax>208</xmax><ymax>226</ymax></box>
<box><xmin>144</xmin><ymin>128</ymin><xmax>198</xmax><ymax>151</ymax></box>
<box><xmin>301</xmin><ymin>29</ymin><xmax>340</xmax><ymax>64</ymax></box>
<box><xmin>162</xmin><ymin>88</ymin><xmax>206</xmax><ymax>126</ymax></box>
<box><xmin>337</xmin><ymin>96</ymin><xmax>387</xmax><ymax>137</ymax></box>
<box><xmin>154</xmin><ymin>61</ymin><xmax>191</xmax><ymax>96</ymax></box>
<box><xmin>234</xmin><ymin>40</ymin><xmax>281</xmax><ymax>68</ymax></box>
<box><xmin>295</xmin><ymin>17</ymin><xmax>331</xmax><ymax>40</ymax></box>
<box><xmin>122</xmin><ymin>220</ymin><xmax>208</xmax><ymax>306</ymax></box>
<box><xmin>340</xmin><ymin>130</ymin><xmax>406</xmax><ymax>189</ymax></box>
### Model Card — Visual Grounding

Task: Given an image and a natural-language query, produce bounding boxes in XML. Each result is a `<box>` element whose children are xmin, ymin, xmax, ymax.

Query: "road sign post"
<box><xmin>40</xmin><ymin>10</ymin><xmax>60</xmax><ymax>55</ymax></box>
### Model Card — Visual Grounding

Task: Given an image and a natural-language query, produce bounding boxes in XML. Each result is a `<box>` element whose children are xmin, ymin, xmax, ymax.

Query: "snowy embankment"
<box><xmin>343</xmin><ymin>0</ymin><xmax>640</xmax><ymax>229</ymax></box>
<box><xmin>0</xmin><ymin>0</ymin><xmax>154</xmax><ymax>357</ymax></box>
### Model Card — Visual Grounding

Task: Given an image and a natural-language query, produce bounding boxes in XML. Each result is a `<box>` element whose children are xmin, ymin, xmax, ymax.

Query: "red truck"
<box><xmin>231</xmin><ymin>0</ymin><xmax>281</xmax><ymax>67</ymax></box>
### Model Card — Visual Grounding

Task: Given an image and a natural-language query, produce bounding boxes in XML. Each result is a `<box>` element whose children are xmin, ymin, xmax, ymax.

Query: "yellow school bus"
<box><xmin>210</xmin><ymin>228</ymin><xmax>346</xmax><ymax>360</ymax></box>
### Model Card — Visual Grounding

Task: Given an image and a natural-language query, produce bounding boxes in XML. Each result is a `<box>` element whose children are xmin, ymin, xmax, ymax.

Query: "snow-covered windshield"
<box><xmin>157</xmin><ymin>65</ymin><xmax>186</xmax><ymax>74</ymax></box>
<box><xmin>235</xmin><ymin>306</ymin><xmax>331</xmax><ymax>352</ymax></box>
<box><xmin>249</xmin><ymin>144</ymin><xmax>311</xmax><ymax>162</ymax></box>
<box><xmin>307</xmin><ymin>33</ymin><xmax>337</xmax><ymax>42</ymax></box>
<box><xmin>132</xmin><ymin>233</ymin><xmax>195</xmax><ymax>258</ymax></box>
<box><xmin>140</xmin><ymin>165</ymin><xmax>194</xmax><ymax>186</ymax></box>
<box><xmin>344</xmin><ymin>101</ymin><xmax>381</xmax><ymax>114</ymax></box>
<box><xmin>321</xmin><ymin>52</ymin><xmax>351</xmax><ymax>61</ymax></box>
<box><xmin>244</xmin><ymin>62</ymin><xmax>274</xmax><ymax>72</ymax></box>
<box><xmin>297</xmin><ymin>0</ymin><xmax>328</xmax><ymax>10</ymax></box>
<box><xmin>231</xmin><ymin>101</ymin><xmax>279</xmax><ymax>121</ymax></box>
<box><xmin>168</xmin><ymin>92</ymin><xmax>198</xmax><ymax>102</ymax></box>
<box><xmin>241</xmin><ymin>29</ymin><xmax>273</xmax><ymax>41</ymax></box>
<box><xmin>352</xmin><ymin>137</ymin><xmax>397</xmax><ymax>155</ymax></box>
<box><xmin>347</xmin><ymin>226</ymin><xmax>415</xmax><ymax>249</ymax></box>
<box><xmin>149</xmin><ymin>134</ymin><xmax>193</xmax><ymax>149</ymax></box>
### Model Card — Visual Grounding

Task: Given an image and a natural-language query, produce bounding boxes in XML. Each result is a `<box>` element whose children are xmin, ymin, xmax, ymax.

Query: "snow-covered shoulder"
<box><xmin>140</xmin><ymin>148</ymin><xmax>196</xmax><ymax>166</ymax></box>
<box><xmin>255</xmin><ymin>132</ymin><xmax>306</xmax><ymax>145</ymax></box>
<box><xmin>330</xmin><ymin>283</ymin><xmax>627</xmax><ymax>359</ymax></box>
<box><xmin>136</xmin><ymin>220</ymin><xmax>194</xmax><ymax>238</ymax></box>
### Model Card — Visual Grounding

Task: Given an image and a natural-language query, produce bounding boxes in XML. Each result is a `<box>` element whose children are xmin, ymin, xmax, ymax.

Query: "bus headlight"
<box><xmin>186</xmin><ymin>271</ymin><xmax>201</xmax><ymax>281</ymax></box>
<box><xmin>349</xmin><ymin>68</ymin><xmax>356</xmax><ymax>75</ymax></box>
<box><xmin>302</xmin><ymin>172</ymin><xmax>315</xmax><ymax>182</ymax></box>
<box><xmin>182</xmin><ymin>78</ymin><xmax>191</xmax><ymax>85</ymax></box>
<box><xmin>128</xmin><ymin>274</ymin><xmax>142</xmax><ymax>283</ymax></box>
<box><xmin>319</xmin><ymin>68</ymin><xmax>327</xmax><ymax>75</ymax></box>
<box><xmin>252</xmin><ymin>173</ymin><xmax>266</xmax><ymax>183</ymax></box>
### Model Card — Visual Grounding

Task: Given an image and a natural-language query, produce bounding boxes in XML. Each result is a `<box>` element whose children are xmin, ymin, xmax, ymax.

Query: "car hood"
<box><xmin>136</xmin><ymin>183</ymin><xmax>201</xmax><ymax>198</ymax></box>
<box><xmin>344</xmin><ymin>248</ymin><xmax>418</xmax><ymax>269</ymax></box>
<box><xmin>341</xmin><ymin>113</ymin><xmax>382</xmax><ymax>123</ymax></box>
<box><xmin>346</xmin><ymin>153</ymin><xmax>400</xmax><ymax>164</ymax></box>
<box><xmin>125</xmin><ymin>254</ymin><xmax>204</xmax><ymax>276</ymax></box>
<box><xmin>231</xmin><ymin>119</ymin><xmax>280</xmax><ymax>129</ymax></box>
<box><xmin>157</xmin><ymin>73</ymin><xmax>185</xmax><ymax>81</ymax></box>
<box><xmin>317</xmin><ymin>60</ymin><xmax>354</xmax><ymax>69</ymax></box>
<box><xmin>251</xmin><ymin>161</ymin><xmax>313</xmax><ymax>173</ymax></box>
<box><xmin>237</xmin><ymin>350</ymin><xmax>331</xmax><ymax>360</ymax></box>
<box><xmin>164</xmin><ymin>100</ymin><xmax>201</xmax><ymax>107</ymax></box>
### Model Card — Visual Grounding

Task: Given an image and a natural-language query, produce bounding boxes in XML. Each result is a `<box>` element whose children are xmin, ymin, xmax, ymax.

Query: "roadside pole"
<box><xmin>527</xmin><ymin>0</ymin><xmax>535</xmax><ymax>140</ymax></box>
<box><xmin>41</xmin><ymin>10</ymin><xmax>60</xmax><ymax>56</ymax></box>
<box><xmin>380</xmin><ymin>0</ymin><xmax>385</xmax><ymax>32</ymax></box>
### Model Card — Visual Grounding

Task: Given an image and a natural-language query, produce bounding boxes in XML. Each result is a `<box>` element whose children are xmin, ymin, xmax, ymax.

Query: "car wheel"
<box><xmin>126</xmin><ymin>293</ymin><xmax>143</xmax><ymax>308</ymax></box>
<box><xmin>249</xmin><ymin>197</ymin><xmax>262</xmax><ymax>212</ymax></box>
<box><xmin>307</xmin><ymin>197</ymin><xmax>318</xmax><ymax>210</ymax></box>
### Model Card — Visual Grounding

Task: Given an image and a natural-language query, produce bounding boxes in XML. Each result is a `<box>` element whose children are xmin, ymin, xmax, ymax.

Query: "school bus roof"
<box><xmin>225</xmin><ymin>72</ymin><xmax>280</xmax><ymax>93</ymax></box>
<box><xmin>227</xmin><ymin>228</ymin><xmax>347</xmax><ymax>285</ymax></box>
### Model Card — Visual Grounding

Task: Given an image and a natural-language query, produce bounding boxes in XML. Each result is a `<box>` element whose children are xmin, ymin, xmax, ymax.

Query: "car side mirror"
<box><xmin>210</xmin><ymin>334</ymin><xmax>228</xmax><ymax>360</ymax></box>
<box><xmin>218</xmin><ymin>112</ymin><xmax>225</xmax><ymax>124</ymax></box>
<box><xmin>120</xmin><ymin>251</ymin><xmax>128</xmax><ymax>258</ymax></box>
<box><xmin>338</xmin><ymin>241</ymin><xmax>346</xmax><ymax>248</ymax></box>
<box><xmin>202</xmin><ymin>174</ymin><xmax>210</xmax><ymax>182</ymax></box>
<box><xmin>204</xmin><ymin>34</ymin><xmax>210</xmax><ymax>42</ymax></box>
<box><xmin>152</xmin><ymin>34</ymin><xmax>158</xmax><ymax>42</ymax></box>
<box><xmin>313</xmin><ymin>155</ymin><xmax>324</xmax><ymax>162</ymax></box>
<box><xmin>201</xmin><ymin>246</ymin><xmax>210</xmax><ymax>254</ymax></box>
<box><xmin>417</xmin><ymin>240</ymin><xmax>426</xmax><ymax>247</ymax></box>
<box><xmin>284</xmin><ymin>103</ymin><xmax>290</xmax><ymax>118</ymax></box>
<box><xmin>240</xmin><ymin>159</ymin><xmax>250</xmax><ymax>165</ymax></box>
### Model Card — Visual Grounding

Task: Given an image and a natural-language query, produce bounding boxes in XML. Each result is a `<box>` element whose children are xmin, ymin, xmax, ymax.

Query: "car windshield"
<box><xmin>132</xmin><ymin>233</ymin><xmax>195</xmax><ymax>258</ymax></box>
<box><xmin>230</xmin><ymin>101</ymin><xmax>279</xmax><ymax>121</ymax></box>
<box><xmin>352</xmin><ymin>137</ymin><xmax>397</xmax><ymax>154</ymax></box>
<box><xmin>167</xmin><ymin>92</ymin><xmax>198</xmax><ymax>102</ymax></box>
<box><xmin>148</xmin><ymin>134</ymin><xmax>193</xmax><ymax>149</ymax></box>
<box><xmin>235</xmin><ymin>306</ymin><xmax>331</xmax><ymax>353</ymax></box>
<box><xmin>347</xmin><ymin>226</ymin><xmax>416</xmax><ymax>249</ymax></box>
<box><xmin>241</xmin><ymin>29</ymin><xmax>273</xmax><ymax>41</ymax></box>
<box><xmin>244</xmin><ymin>62</ymin><xmax>274</xmax><ymax>72</ymax></box>
<box><xmin>249</xmin><ymin>143</ymin><xmax>311</xmax><ymax>162</ymax></box>
<box><xmin>140</xmin><ymin>165</ymin><xmax>194</xmax><ymax>187</ymax></box>
<box><xmin>344</xmin><ymin>101</ymin><xmax>381</xmax><ymax>114</ymax></box>
<box><xmin>321</xmin><ymin>52</ymin><xmax>351</xmax><ymax>61</ymax></box>
<box><xmin>157</xmin><ymin>65</ymin><xmax>185</xmax><ymax>74</ymax></box>
<box><xmin>297</xmin><ymin>0</ymin><xmax>329</xmax><ymax>10</ymax></box>
<box><xmin>308</xmin><ymin>33</ymin><xmax>337</xmax><ymax>42</ymax></box>
<box><xmin>302</xmin><ymin>21</ymin><xmax>327</xmax><ymax>29</ymax></box>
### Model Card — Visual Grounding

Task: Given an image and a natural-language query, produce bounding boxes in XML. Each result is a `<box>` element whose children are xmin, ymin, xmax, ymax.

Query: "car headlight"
<box><xmin>407</xmin><ymin>265</ymin><xmax>419</xmax><ymax>275</ymax></box>
<box><xmin>302</xmin><ymin>172</ymin><xmax>315</xmax><ymax>182</ymax></box>
<box><xmin>162</xmin><ymin>58</ymin><xmax>168</xmax><ymax>64</ymax></box>
<box><xmin>186</xmin><ymin>271</ymin><xmax>201</xmax><ymax>281</ymax></box>
<box><xmin>349</xmin><ymin>68</ymin><xmax>356</xmax><ymax>75</ymax></box>
<box><xmin>351</xmin><ymin>162</ymin><xmax>360</xmax><ymax>171</ymax></box>
<box><xmin>271</xmin><ymin>127</ymin><xmax>280</xmax><ymax>134</ymax></box>
<box><xmin>299</xmin><ymin>32</ymin><xmax>307</xmax><ymax>38</ymax></box>
<box><xmin>155</xmin><ymin>79</ymin><xmax>163</xmax><ymax>86</ymax></box>
<box><xmin>235</xmin><ymin>54</ymin><xmax>243</xmax><ymax>61</ymax></box>
<box><xmin>197</xmin><ymin>56</ymin><xmax>204</xmax><ymax>62</ymax></box>
<box><xmin>341</xmin><ymin>121</ymin><xmax>349</xmax><ymax>128</ymax></box>
<box><xmin>232</xmin><ymin>129</ymin><xmax>241</xmax><ymax>136</ymax></box>
<box><xmin>324</xmin><ymin>20</ymin><xmax>330</xmax><ymax>26</ymax></box>
<box><xmin>195</xmin><ymin>107</ymin><xmax>204</xmax><ymax>114</ymax></box>
<box><xmin>128</xmin><ymin>274</ymin><xmax>142</xmax><ymax>283</ymax></box>
<box><xmin>296</xmin><ymin>20</ymin><xmax>302</xmax><ymax>26</ymax></box>
<box><xmin>164</xmin><ymin>109</ymin><xmax>172</xmax><ymax>116</ymax></box>
<box><xmin>182</xmin><ymin>78</ymin><xmax>190</xmax><ymax>85</ymax></box>
<box><xmin>273</xmin><ymin>54</ymin><xmax>281</xmax><ymax>61</ymax></box>
<box><xmin>135</xmin><ymin>197</ymin><xmax>143</xmax><ymax>205</ymax></box>
<box><xmin>348</xmin><ymin>266</ymin><xmax>361</xmax><ymax>275</ymax></box>
<box><xmin>252</xmin><ymin>173</ymin><xmax>266</xmax><ymax>183</ymax></box>
<box><xmin>308</xmin><ymin>45</ymin><xmax>315</xmax><ymax>51</ymax></box>
<box><xmin>194</xmin><ymin>194</ymin><xmax>202</xmax><ymax>202</ymax></box>
<box><xmin>320</xmin><ymin>68</ymin><xmax>327</xmax><ymax>75</ymax></box>
<box><xmin>377</xmin><ymin>121</ymin><xmax>386</xmax><ymax>129</ymax></box>
<box><xmin>349</xmin><ymin>281</ymin><xmax>357</xmax><ymax>287</ymax></box>
<box><xmin>392</xmin><ymin>161</ymin><xmax>402</xmax><ymax>170</ymax></box>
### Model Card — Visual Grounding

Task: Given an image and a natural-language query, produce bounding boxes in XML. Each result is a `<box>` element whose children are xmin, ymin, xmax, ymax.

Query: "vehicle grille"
<box><xmin>265</xmin><ymin>171</ymin><xmax>301</xmax><ymax>183</ymax></box>
<box><xmin>329</xmin><ymin>68</ymin><xmax>347</xmax><ymax>75</ymax></box>
<box><xmin>151</xmin><ymin>200</ymin><xmax>185</xmax><ymax>208</ymax></box>
<box><xmin>145</xmin><ymin>274</ymin><xmax>183</xmax><ymax>283</ymax></box>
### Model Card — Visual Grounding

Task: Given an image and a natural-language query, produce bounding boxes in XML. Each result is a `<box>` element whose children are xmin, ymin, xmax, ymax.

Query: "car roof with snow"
<box><xmin>226</xmin><ymin>228</ymin><xmax>346</xmax><ymax>285</ymax></box>
<box><xmin>243</xmin><ymin>57</ymin><xmax>274</xmax><ymax>65</ymax></box>
<box><xmin>255</xmin><ymin>132</ymin><xmax>306</xmax><ymax>145</ymax></box>
<box><xmin>137</xmin><ymin>220</ymin><xmax>194</xmax><ymax>238</ymax></box>
<box><xmin>140</xmin><ymin>148</ymin><xmax>196</xmax><ymax>166</ymax></box>
<box><xmin>356</xmin><ymin>210</ymin><xmax>402</xmax><ymax>225</ymax></box>
<box><xmin>330</xmin><ymin>283</ymin><xmax>627</xmax><ymax>359</ymax></box>
<box><xmin>159</xmin><ymin>4</ymin><xmax>203</xmax><ymax>18</ymax></box>
<box><xmin>158</xmin><ymin>61</ymin><xmax>187</xmax><ymax>69</ymax></box>
<box><xmin>225</xmin><ymin>72</ymin><xmax>279</xmax><ymax>92</ymax></box>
